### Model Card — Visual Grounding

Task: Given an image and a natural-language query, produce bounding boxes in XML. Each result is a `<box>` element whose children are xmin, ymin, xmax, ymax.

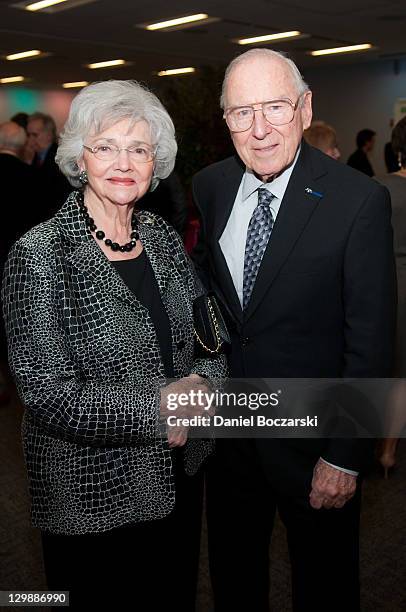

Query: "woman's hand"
<box><xmin>160</xmin><ymin>375</ymin><xmax>211</xmax><ymax>447</ymax></box>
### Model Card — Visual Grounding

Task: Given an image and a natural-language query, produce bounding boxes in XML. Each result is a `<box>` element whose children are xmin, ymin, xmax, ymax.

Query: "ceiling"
<box><xmin>1</xmin><ymin>0</ymin><xmax>406</xmax><ymax>89</ymax></box>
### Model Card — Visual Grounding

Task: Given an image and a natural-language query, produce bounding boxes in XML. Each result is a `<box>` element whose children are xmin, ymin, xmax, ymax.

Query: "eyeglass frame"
<box><xmin>223</xmin><ymin>95</ymin><xmax>304</xmax><ymax>133</ymax></box>
<box><xmin>82</xmin><ymin>142</ymin><xmax>156</xmax><ymax>162</ymax></box>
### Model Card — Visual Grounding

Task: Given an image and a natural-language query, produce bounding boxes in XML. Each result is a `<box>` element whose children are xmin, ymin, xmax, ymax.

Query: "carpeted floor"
<box><xmin>0</xmin><ymin>389</ymin><xmax>405</xmax><ymax>611</ymax></box>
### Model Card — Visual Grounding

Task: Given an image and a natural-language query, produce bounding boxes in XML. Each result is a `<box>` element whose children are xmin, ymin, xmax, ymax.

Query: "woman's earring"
<box><xmin>398</xmin><ymin>152</ymin><xmax>403</xmax><ymax>170</ymax></box>
<box><xmin>79</xmin><ymin>170</ymin><xmax>88</xmax><ymax>185</ymax></box>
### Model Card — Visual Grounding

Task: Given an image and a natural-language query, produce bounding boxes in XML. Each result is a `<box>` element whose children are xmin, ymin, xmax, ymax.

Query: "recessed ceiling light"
<box><xmin>87</xmin><ymin>59</ymin><xmax>126</xmax><ymax>69</ymax></box>
<box><xmin>62</xmin><ymin>81</ymin><xmax>89</xmax><ymax>88</ymax></box>
<box><xmin>6</xmin><ymin>49</ymin><xmax>42</xmax><ymax>60</ymax></box>
<box><xmin>309</xmin><ymin>44</ymin><xmax>373</xmax><ymax>56</ymax></box>
<box><xmin>237</xmin><ymin>31</ymin><xmax>302</xmax><ymax>45</ymax></box>
<box><xmin>157</xmin><ymin>67</ymin><xmax>196</xmax><ymax>77</ymax></box>
<box><xmin>12</xmin><ymin>0</ymin><xmax>97</xmax><ymax>13</ymax></box>
<box><xmin>145</xmin><ymin>13</ymin><xmax>209</xmax><ymax>31</ymax></box>
<box><xmin>0</xmin><ymin>76</ymin><xmax>25</xmax><ymax>83</ymax></box>
<box><xmin>26</xmin><ymin>0</ymin><xmax>68</xmax><ymax>11</ymax></box>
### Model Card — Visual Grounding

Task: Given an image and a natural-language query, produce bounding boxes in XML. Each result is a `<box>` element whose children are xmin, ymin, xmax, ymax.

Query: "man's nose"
<box><xmin>251</xmin><ymin>109</ymin><xmax>272</xmax><ymax>139</ymax></box>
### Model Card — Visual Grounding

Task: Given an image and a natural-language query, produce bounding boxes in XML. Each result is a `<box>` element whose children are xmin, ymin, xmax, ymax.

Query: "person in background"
<box><xmin>384</xmin><ymin>119</ymin><xmax>398</xmax><ymax>173</ymax></box>
<box><xmin>0</xmin><ymin>121</ymin><xmax>30</xmax><ymax>404</ymax></box>
<box><xmin>0</xmin><ymin>121</ymin><xmax>40</xmax><ymax>263</ymax></box>
<box><xmin>0</xmin><ymin>121</ymin><xmax>34</xmax><ymax>405</ymax></box>
<box><xmin>347</xmin><ymin>128</ymin><xmax>376</xmax><ymax>176</ymax></box>
<box><xmin>2</xmin><ymin>80</ymin><xmax>226</xmax><ymax>610</ymax></box>
<box><xmin>10</xmin><ymin>112</ymin><xmax>29</xmax><ymax>131</ymax></box>
<box><xmin>27</xmin><ymin>112</ymin><xmax>71</xmax><ymax>217</ymax></box>
<box><xmin>192</xmin><ymin>48</ymin><xmax>395</xmax><ymax>612</ymax></box>
<box><xmin>0</xmin><ymin>121</ymin><xmax>41</xmax><ymax>406</ymax></box>
<box><xmin>303</xmin><ymin>120</ymin><xmax>340</xmax><ymax>160</ymax></box>
<box><xmin>376</xmin><ymin>116</ymin><xmax>406</xmax><ymax>477</ymax></box>
<box><xmin>11</xmin><ymin>112</ymin><xmax>36</xmax><ymax>164</ymax></box>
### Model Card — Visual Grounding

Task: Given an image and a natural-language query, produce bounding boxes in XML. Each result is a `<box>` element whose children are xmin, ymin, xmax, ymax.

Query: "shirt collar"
<box><xmin>241</xmin><ymin>144</ymin><xmax>301</xmax><ymax>202</ymax></box>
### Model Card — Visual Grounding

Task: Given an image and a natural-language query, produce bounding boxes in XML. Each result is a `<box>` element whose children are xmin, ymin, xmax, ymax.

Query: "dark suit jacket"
<box><xmin>0</xmin><ymin>153</ymin><xmax>41</xmax><ymax>266</ymax></box>
<box><xmin>32</xmin><ymin>142</ymin><xmax>71</xmax><ymax>220</ymax></box>
<box><xmin>0</xmin><ymin>152</ymin><xmax>43</xmax><ymax>357</ymax></box>
<box><xmin>192</xmin><ymin>141</ymin><xmax>396</xmax><ymax>483</ymax></box>
<box><xmin>2</xmin><ymin>192</ymin><xmax>226</xmax><ymax>534</ymax></box>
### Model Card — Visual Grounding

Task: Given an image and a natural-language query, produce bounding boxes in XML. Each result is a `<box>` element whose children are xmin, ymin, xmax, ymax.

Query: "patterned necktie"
<box><xmin>243</xmin><ymin>187</ymin><xmax>274</xmax><ymax>310</ymax></box>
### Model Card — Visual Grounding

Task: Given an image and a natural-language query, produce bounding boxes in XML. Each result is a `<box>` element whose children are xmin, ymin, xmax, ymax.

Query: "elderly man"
<box><xmin>27</xmin><ymin>112</ymin><xmax>70</xmax><ymax>216</ymax></box>
<box><xmin>192</xmin><ymin>49</ymin><xmax>395</xmax><ymax>611</ymax></box>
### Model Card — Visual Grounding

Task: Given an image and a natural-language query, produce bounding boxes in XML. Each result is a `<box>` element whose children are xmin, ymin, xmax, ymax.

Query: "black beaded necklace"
<box><xmin>77</xmin><ymin>191</ymin><xmax>139</xmax><ymax>253</ymax></box>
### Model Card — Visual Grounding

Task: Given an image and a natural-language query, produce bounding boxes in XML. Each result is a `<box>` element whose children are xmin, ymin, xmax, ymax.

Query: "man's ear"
<box><xmin>301</xmin><ymin>91</ymin><xmax>313</xmax><ymax>130</ymax></box>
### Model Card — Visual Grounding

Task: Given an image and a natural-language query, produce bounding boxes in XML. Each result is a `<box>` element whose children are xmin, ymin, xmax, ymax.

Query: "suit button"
<box><xmin>241</xmin><ymin>336</ymin><xmax>250</xmax><ymax>347</ymax></box>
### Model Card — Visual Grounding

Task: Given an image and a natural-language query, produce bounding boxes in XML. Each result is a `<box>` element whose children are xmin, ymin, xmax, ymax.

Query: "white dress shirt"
<box><xmin>219</xmin><ymin>148</ymin><xmax>299</xmax><ymax>307</ymax></box>
<box><xmin>219</xmin><ymin>148</ymin><xmax>358</xmax><ymax>477</ymax></box>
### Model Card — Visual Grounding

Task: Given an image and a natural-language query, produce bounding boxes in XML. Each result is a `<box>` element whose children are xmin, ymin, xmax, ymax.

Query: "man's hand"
<box><xmin>309</xmin><ymin>459</ymin><xmax>357</xmax><ymax>509</ymax></box>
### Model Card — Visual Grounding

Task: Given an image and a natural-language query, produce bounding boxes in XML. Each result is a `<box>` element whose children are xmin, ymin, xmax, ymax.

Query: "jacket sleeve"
<box><xmin>324</xmin><ymin>183</ymin><xmax>397</xmax><ymax>471</ymax></box>
<box><xmin>342</xmin><ymin>183</ymin><xmax>396</xmax><ymax>377</ymax></box>
<box><xmin>2</xmin><ymin>240</ymin><xmax>161</xmax><ymax>447</ymax></box>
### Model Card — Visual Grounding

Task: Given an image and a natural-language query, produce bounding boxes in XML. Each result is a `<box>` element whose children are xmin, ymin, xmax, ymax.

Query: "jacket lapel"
<box><xmin>211</xmin><ymin>157</ymin><xmax>245</xmax><ymax>325</ymax></box>
<box><xmin>64</xmin><ymin>239</ymin><xmax>142</xmax><ymax>307</ymax></box>
<box><xmin>244</xmin><ymin>142</ymin><xmax>328</xmax><ymax>322</ymax></box>
<box><xmin>56</xmin><ymin>192</ymin><xmax>171</xmax><ymax>308</ymax></box>
<box><xmin>137</xmin><ymin>214</ymin><xmax>171</xmax><ymax>297</ymax></box>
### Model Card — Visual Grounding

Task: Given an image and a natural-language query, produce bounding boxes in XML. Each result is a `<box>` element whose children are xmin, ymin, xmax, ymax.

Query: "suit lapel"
<box><xmin>210</xmin><ymin>157</ymin><xmax>245</xmax><ymax>324</ymax></box>
<box><xmin>244</xmin><ymin>142</ymin><xmax>328</xmax><ymax>322</ymax></box>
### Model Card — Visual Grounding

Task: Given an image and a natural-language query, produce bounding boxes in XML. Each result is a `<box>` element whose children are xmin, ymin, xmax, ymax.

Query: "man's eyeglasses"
<box><xmin>83</xmin><ymin>142</ymin><xmax>156</xmax><ymax>163</ymax></box>
<box><xmin>224</xmin><ymin>97</ymin><xmax>302</xmax><ymax>133</ymax></box>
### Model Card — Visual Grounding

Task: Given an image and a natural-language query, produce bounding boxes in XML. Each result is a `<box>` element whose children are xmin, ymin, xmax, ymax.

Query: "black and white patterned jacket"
<box><xmin>2</xmin><ymin>191</ymin><xmax>227</xmax><ymax>535</ymax></box>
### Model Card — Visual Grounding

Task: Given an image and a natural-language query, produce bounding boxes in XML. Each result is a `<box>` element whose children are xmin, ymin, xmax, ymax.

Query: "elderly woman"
<box><xmin>2</xmin><ymin>80</ymin><xmax>226</xmax><ymax>610</ymax></box>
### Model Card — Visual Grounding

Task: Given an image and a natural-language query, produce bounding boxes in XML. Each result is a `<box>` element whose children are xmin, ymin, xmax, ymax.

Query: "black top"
<box><xmin>112</xmin><ymin>250</ymin><xmax>174</xmax><ymax>378</ymax></box>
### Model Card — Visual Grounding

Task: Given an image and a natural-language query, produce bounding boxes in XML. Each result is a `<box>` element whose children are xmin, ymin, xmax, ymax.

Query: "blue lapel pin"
<box><xmin>305</xmin><ymin>187</ymin><xmax>323</xmax><ymax>199</ymax></box>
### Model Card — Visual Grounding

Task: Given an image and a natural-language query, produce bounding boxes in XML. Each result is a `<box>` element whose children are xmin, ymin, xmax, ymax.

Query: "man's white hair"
<box><xmin>220</xmin><ymin>48</ymin><xmax>310</xmax><ymax>110</ymax></box>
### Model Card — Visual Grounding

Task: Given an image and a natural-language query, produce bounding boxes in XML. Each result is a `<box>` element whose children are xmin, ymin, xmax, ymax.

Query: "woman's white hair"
<box><xmin>220</xmin><ymin>48</ymin><xmax>310</xmax><ymax>109</ymax></box>
<box><xmin>56</xmin><ymin>80</ymin><xmax>177</xmax><ymax>190</ymax></box>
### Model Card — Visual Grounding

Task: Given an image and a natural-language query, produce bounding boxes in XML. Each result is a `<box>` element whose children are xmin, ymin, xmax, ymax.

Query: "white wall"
<box><xmin>303</xmin><ymin>58</ymin><xmax>406</xmax><ymax>176</ymax></box>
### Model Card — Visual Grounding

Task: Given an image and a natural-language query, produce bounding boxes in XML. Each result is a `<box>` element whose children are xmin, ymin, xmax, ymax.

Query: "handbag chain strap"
<box><xmin>194</xmin><ymin>297</ymin><xmax>222</xmax><ymax>354</ymax></box>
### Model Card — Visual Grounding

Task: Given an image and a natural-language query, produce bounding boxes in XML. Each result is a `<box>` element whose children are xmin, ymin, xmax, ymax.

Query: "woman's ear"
<box><xmin>77</xmin><ymin>155</ymin><xmax>85</xmax><ymax>172</ymax></box>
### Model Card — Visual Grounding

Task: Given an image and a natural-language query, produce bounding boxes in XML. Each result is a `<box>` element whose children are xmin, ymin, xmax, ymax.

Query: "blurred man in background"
<box><xmin>347</xmin><ymin>128</ymin><xmax>376</xmax><ymax>176</ymax></box>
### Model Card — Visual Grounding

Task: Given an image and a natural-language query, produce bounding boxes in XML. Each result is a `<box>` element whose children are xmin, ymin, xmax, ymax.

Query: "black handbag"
<box><xmin>193</xmin><ymin>292</ymin><xmax>231</xmax><ymax>355</ymax></box>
